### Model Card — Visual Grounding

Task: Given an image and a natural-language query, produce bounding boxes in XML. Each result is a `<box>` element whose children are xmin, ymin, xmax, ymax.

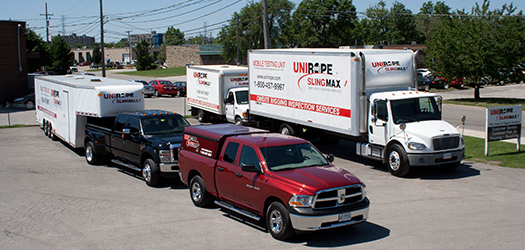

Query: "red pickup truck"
<box><xmin>179</xmin><ymin>124</ymin><xmax>370</xmax><ymax>240</ymax></box>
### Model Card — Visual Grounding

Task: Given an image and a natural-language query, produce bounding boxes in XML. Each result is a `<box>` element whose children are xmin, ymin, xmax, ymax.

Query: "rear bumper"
<box><xmin>408</xmin><ymin>148</ymin><xmax>464</xmax><ymax>166</ymax></box>
<box><xmin>289</xmin><ymin>198</ymin><xmax>369</xmax><ymax>231</ymax></box>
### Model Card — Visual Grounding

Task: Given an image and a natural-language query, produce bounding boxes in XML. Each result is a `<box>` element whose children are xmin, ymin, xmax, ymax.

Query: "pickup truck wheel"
<box><xmin>189</xmin><ymin>175</ymin><xmax>212</xmax><ymax>207</ymax></box>
<box><xmin>85</xmin><ymin>141</ymin><xmax>101</xmax><ymax>165</ymax></box>
<box><xmin>424</xmin><ymin>84</ymin><xmax>430</xmax><ymax>91</ymax></box>
<box><xmin>387</xmin><ymin>144</ymin><xmax>410</xmax><ymax>177</ymax></box>
<box><xmin>267</xmin><ymin>202</ymin><xmax>294</xmax><ymax>240</ymax></box>
<box><xmin>197</xmin><ymin>110</ymin><xmax>208</xmax><ymax>123</ymax></box>
<box><xmin>142</xmin><ymin>159</ymin><xmax>161</xmax><ymax>187</ymax></box>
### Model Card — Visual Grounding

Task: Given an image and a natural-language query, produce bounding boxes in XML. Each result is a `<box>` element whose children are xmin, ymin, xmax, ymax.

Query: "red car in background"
<box><xmin>149</xmin><ymin>80</ymin><xmax>178</xmax><ymax>97</ymax></box>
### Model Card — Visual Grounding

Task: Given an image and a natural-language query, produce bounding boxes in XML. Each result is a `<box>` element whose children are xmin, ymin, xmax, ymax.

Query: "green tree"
<box><xmin>134</xmin><ymin>40</ymin><xmax>154</xmax><ymax>70</ymax></box>
<box><xmin>26</xmin><ymin>29</ymin><xmax>50</xmax><ymax>72</ymax></box>
<box><xmin>115</xmin><ymin>38</ymin><xmax>128</xmax><ymax>48</ymax></box>
<box><xmin>165</xmin><ymin>26</ymin><xmax>185</xmax><ymax>45</ymax></box>
<box><xmin>218</xmin><ymin>0</ymin><xmax>294</xmax><ymax>64</ymax></box>
<box><xmin>416</xmin><ymin>1</ymin><xmax>451</xmax><ymax>43</ymax></box>
<box><xmin>48</xmin><ymin>35</ymin><xmax>74</xmax><ymax>75</ymax></box>
<box><xmin>292</xmin><ymin>0</ymin><xmax>357</xmax><ymax>47</ymax></box>
<box><xmin>362</xmin><ymin>0</ymin><xmax>390</xmax><ymax>45</ymax></box>
<box><xmin>425</xmin><ymin>0</ymin><xmax>525</xmax><ymax>99</ymax></box>
<box><xmin>92</xmin><ymin>43</ymin><xmax>101</xmax><ymax>64</ymax></box>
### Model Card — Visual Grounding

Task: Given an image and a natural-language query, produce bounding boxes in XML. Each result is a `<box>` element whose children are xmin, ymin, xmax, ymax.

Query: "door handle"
<box><xmin>235</xmin><ymin>173</ymin><xmax>242</xmax><ymax>178</ymax></box>
<box><xmin>217</xmin><ymin>167</ymin><xmax>224</xmax><ymax>171</ymax></box>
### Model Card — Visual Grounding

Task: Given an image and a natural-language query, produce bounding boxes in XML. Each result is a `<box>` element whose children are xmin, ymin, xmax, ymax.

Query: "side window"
<box><xmin>127</xmin><ymin>117</ymin><xmax>140</xmax><ymax>133</ymax></box>
<box><xmin>377</xmin><ymin>100</ymin><xmax>388</xmax><ymax>121</ymax></box>
<box><xmin>239</xmin><ymin>145</ymin><xmax>260</xmax><ymax>167</ymax></box>
<box><xmin>223</xmin><ymin>142</ymin><xmax>240</xmax><ymax>164</ymax></box>
<box><xmin>115</xmin><ymin>115</ymin><xmax>127</xmax><ymax>132</ymax></box>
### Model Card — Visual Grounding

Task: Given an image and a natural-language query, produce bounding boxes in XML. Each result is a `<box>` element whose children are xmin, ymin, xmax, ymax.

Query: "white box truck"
<box><xmin>247</xmin><ymin>48</ymin><xmax>465</xmax><ymax>176</ymax></box>
<box><xmin>186</xmin><ymin>65</ymin><xmax>249</xmax><ymax>124</ymax></box>
<box><xmin>35</xmin><ymin>75</ymin><xmax>145</xmax><ymax>148</ymax></box>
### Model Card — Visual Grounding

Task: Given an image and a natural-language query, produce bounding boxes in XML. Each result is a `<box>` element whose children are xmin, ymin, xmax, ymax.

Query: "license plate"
<box><xmin>338</xmin><ymin>212</ymin><xmax>352</xmax><ymax>222</ymax></box>
<box><xmin>443</xmin><ymin>153</ymin><xmax>452</xmax><ymax>159</ymax></box>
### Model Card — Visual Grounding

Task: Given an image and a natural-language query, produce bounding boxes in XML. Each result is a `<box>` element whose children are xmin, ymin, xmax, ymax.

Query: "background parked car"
<box><xmin>417</xmin><ymin>68</ymin><xmax>432</xmax><ymax>77</ymax></box>
<box><xmin>129</xmin><ymin>79</ymin><xmax>155</xmax><ymax>98</ymax></box>
<box><xmin>149</xmin><ymin>80</ymin><xmax>178</xmax><ymax>97</ymax></box>
<box><xmin>79</xmin><ymin>61</ymin><xmax>92</xmax><ymax>66</ymax></box>
<box><xmin>89</xmin><ymin>63</ymin><xmax>99</xmax><ymax>69</ymax></box>
<box><xmin>431</xmin><ymin>75</ymin><xmax>464</xmax><ymax>89</ymax></box>
<box><xmin>417</xmin><ymin>75</ymin><xmax>432</xmax><ymax>91</ymax></box>
<box><xmin>8</xmin><ymin>88</ymin><xmax>35</xmax><ymax>110</ymax></box>
<box><xmin>76</xmin><ymin>72</ymin><xmax>96</xmax><ymax>76</ymax></box>
<box><xmin>173</xmin><ymin>81</ymin><xmax>186</xmax><ymax>97</ymax></box>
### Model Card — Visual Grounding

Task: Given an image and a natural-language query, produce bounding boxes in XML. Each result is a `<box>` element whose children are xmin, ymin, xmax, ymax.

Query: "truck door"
<box><xmin>215</xmin><ymin>141</ymin><xmax>240</xmax><ymax>202</ymax></box>
<box><xmin>224</xmin><ymin>90</ymin><xmax>235</xmax><ymax>123</ymax></box>
<box><xmin>120</xmin><ymin>116</ymin><xmax>141</xmax><ymax>165</ymax></box>
<box><xmin>231</xmin><ymin>144</ymin><xmax>264</xmax><ymax>211</ymax></box>
<box><xmin>369</xmin><ymin>99</ymin><xmax>388</xmax><ymax>146</ymax></box>
<box><xmin>110</xmin><ymin>114</ymin><xmax>128</xmax><ymax>159</ymax></box>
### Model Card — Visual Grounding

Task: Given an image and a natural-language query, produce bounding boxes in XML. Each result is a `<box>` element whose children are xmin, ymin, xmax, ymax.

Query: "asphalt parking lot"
<box><xmin>1</xmin><ymin>96</ymin><xmax>525</xmax><ymax>249</ymax></box>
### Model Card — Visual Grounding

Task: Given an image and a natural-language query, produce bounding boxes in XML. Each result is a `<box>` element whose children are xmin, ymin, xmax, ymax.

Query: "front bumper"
<box><xmin>407</xmin><ymin>148</ymin><xmax>465</xmax><ymax>166</ymax></box>
<box><xmin>159</xmin><ymin>162</ymin><xmax>179</xmax><ymax>173</ymax></box>
<box><xmin>289</xmin><ymin>198</ymin><xmax>370</xmax><ymax>231</ymax></box>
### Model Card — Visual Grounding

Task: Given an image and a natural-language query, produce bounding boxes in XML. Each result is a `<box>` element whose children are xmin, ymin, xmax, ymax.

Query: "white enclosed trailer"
<box><xmin>248</xmin><ymin>48</ymin><xmax>465</xmax><ymax>176</ymax></box>
<box><xmin>186</xmin><ymin>65</ymin><xmax>249</xmax><ymax>124</ymax></box>
<box><xmin>35</xmin><ymin>75</ymin><xmax>145</xmax><ymax>148</ymax></box>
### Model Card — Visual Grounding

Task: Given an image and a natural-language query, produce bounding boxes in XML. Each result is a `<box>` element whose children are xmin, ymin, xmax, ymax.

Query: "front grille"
<box><xmin>313</xmin><ymin>185</ymin><xmax>364</xmax><ymax>209</ymax></box>
<box><xmin>170</xmin><ymin>145</ymin><xmax>179</xmax><ymax>162</ymax></box>
<box><xmin>433</xmin><ymin>136</ymin><xmax>460</xmax><ymax>150</ymax></box>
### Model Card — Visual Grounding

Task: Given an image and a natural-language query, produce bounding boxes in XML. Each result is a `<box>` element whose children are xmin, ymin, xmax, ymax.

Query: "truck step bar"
<box><xmin>111</xmin><ymin>159</ymin><xmax>141</xmax><ymax>172</ymax></box>
<box><xmin>214</xmin><ymin>200</ymin><xmax>261</xmax><ymax>221</ymax></box>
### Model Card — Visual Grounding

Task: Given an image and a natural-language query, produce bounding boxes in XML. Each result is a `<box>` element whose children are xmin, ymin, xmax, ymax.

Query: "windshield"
<box><xmin>141</xmin><ymin>116</ymin><xmax>190</xmax><ymax>135</ymax></box>
<box><xmin>235</xmin><ymin>90</ymin><xmax>249</xmax><ymax>104</ymax></box>
<box><xmin>390</xmin><ymin>97</ymin><xmax>442</xmax><ymax>124</ymax></box>
<box><xmin>160</xmin><ymin>81</ymin><xmax>173</xmax><ymax>85</ymax></box>
<box><xmin>260</xmin><ymin>143</ymin><xmax>329</xmax><ymax>171</ymax></box>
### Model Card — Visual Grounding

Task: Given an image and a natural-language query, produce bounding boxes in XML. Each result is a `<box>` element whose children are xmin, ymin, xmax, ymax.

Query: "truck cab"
<box><xmin>224</xmin><ymin>87</ymin><xmax>249</xmax><ymax>125</ymax></box>
<box><xmin>359</xmin><ymin>90</ymin><xmax>465</xmax><ymax>176</ymax></box>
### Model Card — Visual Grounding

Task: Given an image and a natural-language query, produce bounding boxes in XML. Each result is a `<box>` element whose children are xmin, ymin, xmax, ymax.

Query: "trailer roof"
<box><xmin>249</xmin><ymin>48</ymin><xmax>414</xmax><ymax>55</ymax></box>
<box><xmin>187</xmin><ymin>65</ymin><xmax>248</xmax><ymax>75</ymax></box>
<box><xmin>36</xmin><ymin>75</ymin><xmax>142</xmax><ymax>89</ymax></box>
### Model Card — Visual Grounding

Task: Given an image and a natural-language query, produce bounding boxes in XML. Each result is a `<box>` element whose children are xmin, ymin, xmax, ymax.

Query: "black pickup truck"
<box><xmin>84</xmin><ymin>110</ymin><xmax>190</xmax><ymax>186</ymax></box>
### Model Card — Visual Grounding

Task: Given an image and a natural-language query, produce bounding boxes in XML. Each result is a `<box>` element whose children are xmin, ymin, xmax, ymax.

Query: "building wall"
<box><xmin>0</xmin><ymin>21</ymin><xmax>28</xmax><ymax>105</ymax></box>
<box><xmin>165</xmin><ymin>45</ymin><xmax>202</xmax><ymax>68</ymax></box>
<box><xmin>73</xmin><ymin>47</ymin><xmax>136</xmax><ymax>64</ymax></box>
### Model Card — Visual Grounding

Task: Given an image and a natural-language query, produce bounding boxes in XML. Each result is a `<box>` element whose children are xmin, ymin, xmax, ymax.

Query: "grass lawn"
<box><xmin>443</xmin><ymin>98</ymin><xmax>525</xmax><ymax>108</ymax></box>
<box><xmin>115</xmin><ymin>67</ymin><xmax>186</xmax><ymax>77</ymax></box>
<box><xmin>464</xmin><ymin>135</ymin><xmax>525</xmax><ymax>169</ymax></box>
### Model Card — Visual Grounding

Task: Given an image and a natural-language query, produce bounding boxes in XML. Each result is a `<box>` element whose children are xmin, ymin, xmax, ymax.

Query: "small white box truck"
<box><xmin>186</xmin><ymin>65</ymin><xmax>249</xmax><ymax>124</ymax></box>
<box><xmin>247</xmin><ymin>48</ymin><xmax>465</xmax><ymax>176</ymax></box>
<box><xmin>35</xmin><ymin>75</ymin><xmax>145</xmax><ymax>148</ymax></box>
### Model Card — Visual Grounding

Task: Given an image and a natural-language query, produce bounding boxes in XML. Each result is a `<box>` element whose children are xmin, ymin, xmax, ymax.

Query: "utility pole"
<box><xmin>262</xmin><ymin>0</ymin><xmax>271</xmax><ymax>49</ymax></box>
<box><xmin>40</xmin><ymin>3</ymin><xmax>54</xmax><ymax>43</ymax></box>
<box><xmin>236</xmin><ymin>15</ymin><xmax>240</xmax><ymax>65</ymax></box>
<box><xmin>127</xmin><ymin>31</ymin><xmax>132</xmax><ymax>63</ymax></box>
<box><xmin>61</xmin><ymin>15</ymin><xmax>65</xmax><ymax>35</ymax></box>
<box><xmin>99</xmin><ymin>0</ymin><xmax>105</xmax><ymax>77</ymax></box>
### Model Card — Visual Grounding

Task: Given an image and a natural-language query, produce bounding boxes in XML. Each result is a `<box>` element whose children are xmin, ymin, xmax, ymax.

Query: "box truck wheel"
<box><xmin>142</xmin><ymin>159</ymin><xmax>161</xmax><ymax>187</ymax></box>
<box><xmin>279</xmin><ymin>123</ymin><xmax>296</xmax><ymax>136</ymax></box>
<box><xmin>189</xmin><ymin>175</ymin><xmax>213</xmax><ymax>207</ymax></box>
<box><xmin>197</xmin><ymin>110</ymin><xmax>208</xmax><ymax>123</ymax></box>
<box><xmin>266</xmin><ymin>201</ymin><xmax>294</xmax><ymax>240</ymax></box>
<box><xmin>387</xmin><ymin>144</ymin><xmax>410</xmax><ymax>177</ymax></box>
<box><xmin>85</xmin><ymin>141</ymin><xmax>101</xmax><ymax>165</ymax></box>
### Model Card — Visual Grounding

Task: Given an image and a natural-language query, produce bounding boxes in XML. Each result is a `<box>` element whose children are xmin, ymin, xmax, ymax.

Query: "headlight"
<box><xmin>288</xmin><ymin>195</ymin><xmax>313</xmax><ymax>208</ymax></box>
<box><xmin>159</xmin><ymin>150</ymin><xmax>171</xmax><ymax>162</ymax></box>
<box><xmin>461</xmin><ymin>137</ymin><xmax>465</xmax><ymax>146</ymax></box>
<box><xmin>407</xmin><ymin>142</ymin><xmax>427</xmax><ymax>150</ymax></box>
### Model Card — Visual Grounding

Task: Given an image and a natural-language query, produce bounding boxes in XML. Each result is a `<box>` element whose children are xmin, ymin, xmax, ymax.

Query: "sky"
<box><xmin>1</xmin><ymin>0</ymin><xmax>523</xmax><ymax>43</ymax></box>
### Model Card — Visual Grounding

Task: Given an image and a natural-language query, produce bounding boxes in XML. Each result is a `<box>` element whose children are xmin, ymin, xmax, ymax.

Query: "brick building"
<box><xmin>165</xmin><ymin>44</ymin><xmax>228</xmax><ymax>68</ymax></box>
<box><xmin>60</xmin><ymin>33</ymin><xmax>95</xmax><ymax>46</ymax></box>
<box><xmin>0</xmin><ymin>20</ymin><xmax>28</xmax><ymax>105</ymax></box>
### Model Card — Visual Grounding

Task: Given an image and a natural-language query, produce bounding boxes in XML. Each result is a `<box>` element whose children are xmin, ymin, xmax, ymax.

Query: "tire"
<box><xmin>441</xmin><ymin>161</ymin><xmax>461</xmax><ymax>171</ymax></box>
<box><xmin>142</xmin><ymin>159</ymin><xmax>161</xmax><ymax>187</ymax></box>
<box><xmin>387</xmin><ymin>144</ymin><xmax>410</xmax><ymax>177</ymax></box>
<box><xmin>25</xmin><ymin>100</ymin><xmax>35</xmax><ymax>110</ymax></box>
<box><xmin>154</xmin><ymin>90</ymin><xmax>160</xmax><ymax>97</ymax></box>
<box><xmin>85</xmin><ymin>141</ymin><xmax>102</xmax><ymax>165</ymax></box>
<box><xmin>189</xmin><ymin>175</ymin><xmax>213</xmax><ymax>207</ymax></box>
<box><xmin>47</xmin><ymin>123</ymin><xmax>53</xmax><ymax>138</ymax></box>
<box><xmin>424</xmin><ymin>84</ymin><xmax>430</xmax><ymax>91</ymax></box>
<box><xmin>443</xmin><ymin>83</ymin><xmax>450</xmax><ymax>89</ymax></box>
<box><xmin>43</xmin><ymin>120</ymin><xmax>49</xmax><ymax>137</ymax></box>
<box><xmin>266</xmin><ymin>202</ymin><xmax>294</xmax><ymax>240</ymax></box>
<box><xmin>279</xmin><ymin>123</ymin><xmax>296</xmax><ymax>136</ymax></box>
<box><xmin>235</xmin><ymin>116</ymin><xmax>242</xmax><ymax>126</ymax></box>
<box><xmin>197</xmin><ymin>110</ymin><xmax>208</xmax><ymax>123</ymax></box>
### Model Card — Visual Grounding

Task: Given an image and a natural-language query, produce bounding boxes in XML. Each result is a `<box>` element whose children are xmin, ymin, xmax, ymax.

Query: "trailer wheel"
<box><xmin>48</xmin><ymin>123</ymin><xmax>58</xmax><ymax>140</ymax></box>
<box><xmin>266</xmin><ymin>201</ymin><xmax>294</xmax><ymax>240</ymax></box>
<box><xmin>279</xmin><ymin>123</ymin><xmax>296</xmax><ymax>136</ymax></box>
<box><xmin>387</xmin><ymin>144</ymin><xmax>410</xmax><ymax>177</ymax></box>
<box><xmin>197</xmin><ymin>110</ymin><xmax>208</xmax><ymax>123</ymax></box>
<box><xmin>85</xmin><ymin>141</ymin><xmax>101</xmax><ymax>165</ymax></box>
<box><xmin>142</xmin><ymin>159</ymin><xmax>161</xmax><ymax>187</ymax></box>
<box><xmin>189</xmin><ymin>175</ymin><xmax>213</xmax><ymax>207</ymax></box>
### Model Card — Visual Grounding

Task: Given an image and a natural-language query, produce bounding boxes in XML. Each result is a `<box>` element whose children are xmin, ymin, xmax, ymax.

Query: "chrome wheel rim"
<box><xmin>270</xmin><ymin>210</ymin><xmax>283</xmax><ymax>233</ymax></box>
<box><xmin>389</xmin><ymin>150</ymin><xmax>400</xmax><ymax>171</ymax></box>
<box><xmin>191</xmin><ymin>182</ymin><xmax>202</xmax><ymax>202</ymax></box>
<box><xmin>281</xmin><ymin>127</ymin><xmax>290</xmax><ymax>135</ymax></box>
<box><xmin>142</xmin><ymin>163</ymin><xmax>151</xmax><ymax>182</ymax></box>
<box><xmin>86</xmin><ymin>145</ymin><xmax>93</xmax><ymax>162</ymax></box>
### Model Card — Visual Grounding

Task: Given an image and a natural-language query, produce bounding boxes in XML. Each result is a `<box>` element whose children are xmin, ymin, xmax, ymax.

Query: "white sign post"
<box><xmin>485</xmin><ymin>105</ymin><xmax>522</xmax><ymax>156</ymax></box>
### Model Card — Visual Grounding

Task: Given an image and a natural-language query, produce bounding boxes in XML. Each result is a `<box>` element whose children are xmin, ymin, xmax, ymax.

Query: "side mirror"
<box><xmin>241</xmin><ymin>163</ymin><xmax>261</xmax><ymax>173</ymax></box>
<box><xmin>326</xmin><ymin>154</ymin><xmax>335</xmax><ymax>163</ymax></box>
